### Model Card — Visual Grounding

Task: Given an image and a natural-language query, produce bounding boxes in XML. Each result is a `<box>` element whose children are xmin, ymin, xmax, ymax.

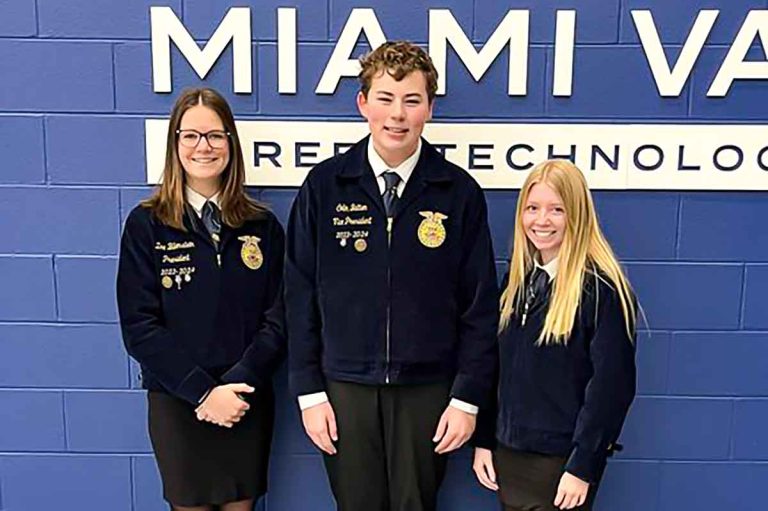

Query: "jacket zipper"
<box><xmin>214</xmin><ymin>235</ymin><xmax>222</xmax><ymax>267</ymax></box>
<box><xmin>385</xmin><ymin>216</ymin><xmax>393</xmax><ymax>384</ymax></box>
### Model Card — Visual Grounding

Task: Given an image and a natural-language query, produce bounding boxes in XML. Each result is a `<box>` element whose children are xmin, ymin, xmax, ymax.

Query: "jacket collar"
<box><xmin>336</xmin><ymin>136</ymin><xmax>454</xmax><ymax>217</ymax></box>
<box><xmin>182</xmin><ymin>203</ymin><xmax>236</xmax><ymax>250</ymax></box>
<box><xmin>367</xmin><ymin>137</ymin><xmax>421</xmax><ymax>186</ymax></box>
<box><xmin>336</xmin><ymin>135</ymin><xmax>455</xmax><ymax>184</ymax></box>
<box><xmin>185</xmin><ymin>186</ymin><xmax>221</xmax><ymax>218</ymax></box>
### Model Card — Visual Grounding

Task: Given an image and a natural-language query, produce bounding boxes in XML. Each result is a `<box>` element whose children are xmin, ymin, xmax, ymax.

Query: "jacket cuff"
<box><xmin>221</xmin><ymin>362</ymin><xmax>267</xmax><ymax>388</ymax></box>
<box><xmin>289</xmin><ymin>368</ymin><xmax>326</xmax><ymax>398</ymax></box>
<box><xmin>564</xmin><ymin>445</ymin><xmax>608</xmax><ymax>484</ymax></box>
<box><xmin>469</xmin><ymin>429</ymin><xmax>497</xmax><ymax>449</ymax></box>
<box><xmin>470</xmin><ymin>407</ymin><xmax>497</xmax><ymax>449</ymax></box>
<box><xmin>450</xmin><ymin>374</ymin><xmax>491</xmax><ymax>409</ymax></box>
<box><xmin>175</xmin><ymin>367</ymin><xmax>217</xmax><ymax>406</ymax></box>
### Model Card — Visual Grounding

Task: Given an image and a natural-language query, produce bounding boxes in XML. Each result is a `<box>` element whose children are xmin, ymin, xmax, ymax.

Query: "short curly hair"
<box><xmin>358</xmin><ymin>41</ymin><xmax>438</xmax><ymax>103</ymax></box>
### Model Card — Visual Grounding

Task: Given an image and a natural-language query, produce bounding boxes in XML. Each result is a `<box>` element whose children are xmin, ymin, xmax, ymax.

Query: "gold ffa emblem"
<box><xmin>354</xmin><ymin>239</ymin><xmax>367</xmax><ymax>252</ymax></box>
<box><xmin>417</xmin><ymin>211</ymin><xmax>448</xmax><ymax>248</ymax></box>
<box><xmin>238</xmin><ymin>236</ymin><xmax>263</xmax><ymax>270</ymax></box>
<box><xmin>161</xmin><ymin>276</ymin><xmax>173</xmax><ymax>289</ymax></box>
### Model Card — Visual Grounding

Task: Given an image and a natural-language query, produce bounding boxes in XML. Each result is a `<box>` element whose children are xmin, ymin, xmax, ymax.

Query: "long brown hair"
<box><xmin>142</xmin><ymin>87</ymin><xmax>267</xmax><ymax>229</ymax></box>
<box><xmin>500</xmin><ymin>159</ymin><xmax>636</xmax><ymax>344</ymax></box>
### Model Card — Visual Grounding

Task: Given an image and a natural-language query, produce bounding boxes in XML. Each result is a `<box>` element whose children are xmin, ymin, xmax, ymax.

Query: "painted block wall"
<box><xmin>1</xmin><ymin>1</ymin><xmax>767</xmax><ymax>510</ymax></box>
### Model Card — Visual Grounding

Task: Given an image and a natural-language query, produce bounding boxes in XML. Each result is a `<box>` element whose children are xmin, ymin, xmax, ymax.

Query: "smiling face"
<box><xmin>522</xmin><ymin>181</ymin><xmax>567</xmax><ymax>264</ymax></box>
<box><xmin>177</xmin><ymin>103</ymin><xmax>230</xmax><ymax>197</ymax></box>
<box><xmin>357</xmin><ymin>69</ymin><xmax>433</xmax><ymax>168</ymax></box>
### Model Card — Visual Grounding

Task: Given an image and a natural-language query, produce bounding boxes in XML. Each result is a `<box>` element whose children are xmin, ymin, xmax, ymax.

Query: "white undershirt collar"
<box><xmin>367</xmin><ymin>138</ymin><xmax>422</xmax><ymax>194</ymax></box>
<box><xmin>534</xmin><ymin>256</ymin><xmax>559</xmax><ymax>281</ymax></box>
<box><xmin>185</xmin><ymin>185</ymin><xmax>220</xmax><ymax>218</ymax></box>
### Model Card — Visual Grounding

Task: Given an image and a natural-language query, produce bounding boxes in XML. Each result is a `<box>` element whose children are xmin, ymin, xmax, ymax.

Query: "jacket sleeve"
<box><xmin>116</xmin><ymin>209</ymin><xmax>216</xmax><ymax>405</ymax></box>
<box><xmin>564</xmin><ymin>279</ymin><xmax>637</xmax><ymax>483</ymax></box>
<box><xmin>470</xmin><ymin>270</ymin><xmax>509</xmax><ymax>449</ymax></box>
<box><xmin>469</xmin><ymin>357</ymin><xmax>498</xmax><ymax>449</ymax></box>
<box><xmin>221</xmin><ymin>216</ymin><xmax>287</xmax><ymax>387</ymax></box>
<box><xmin>284</xmin><ymin>178</ymin><xmax>326</xmax><ymax>397</ymax></box>
<box><xmin>450</xmin><ymin>185</ymin><xmax>500</xmax><ymax>409</ymax></box>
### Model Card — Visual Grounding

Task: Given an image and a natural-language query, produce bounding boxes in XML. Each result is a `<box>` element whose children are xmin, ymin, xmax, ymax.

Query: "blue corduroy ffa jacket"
<box><xmin>285</xmin><ymin>137</ymin><xmax>499</xmax><ymax>408</ymax></box>
<box><xmin>478</xmin><ymin>270</ymin><xmax>637</xmax><ymax>483</ymax></box>
<box><xmin>117</xmin><ymin>205</ymin><xmax>286</xmax><ymax>405</ymax></box>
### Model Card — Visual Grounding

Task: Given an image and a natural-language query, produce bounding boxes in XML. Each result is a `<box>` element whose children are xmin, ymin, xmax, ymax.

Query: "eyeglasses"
<box><xmin>176</xmin><ymin>129</ymin><xmax>231</xmax><ymax>149</ymax></box>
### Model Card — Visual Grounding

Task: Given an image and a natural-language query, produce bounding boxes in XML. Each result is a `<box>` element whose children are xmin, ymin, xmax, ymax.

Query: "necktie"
<box><xmin>528</xmin><ymin>268</ymin><xmax>549</xmax><ymax>300</ymax></box>
<box><xmin>201</xmin><ymin>201</ymin><xmax>221</xmax><ymax>245</ymax></box>
<box><xmin>526</xmin><ymin>267</ymin><xmax>550</xmax><ymax>305</ymax></box>
<box><xmin>382</xmin><ymin>171</ymin><xmax>401</xmax><ymax>217</ymax></box>
<box><xmin>521</xmin><ymin>267</ymin><xmax>550</xmax><ymax>326</ymax></box>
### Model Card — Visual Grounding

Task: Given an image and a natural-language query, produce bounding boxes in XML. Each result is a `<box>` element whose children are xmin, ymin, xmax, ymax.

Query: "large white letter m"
<box><xmin>150</xmin><ymin>6</ymin><xmax>252</xmax><ymax>93</ymax></box>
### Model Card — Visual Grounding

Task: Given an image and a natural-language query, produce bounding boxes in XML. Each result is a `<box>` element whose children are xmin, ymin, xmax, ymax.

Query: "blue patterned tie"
<box><xmin>382</xmin><ymin>171</ymin><xmax>401</xmax><ymax>217</ymax></box>
<box><xmin>201</xmin><ymin>201</ymin><xmax>221</xmax><ymax>245</ymax></box>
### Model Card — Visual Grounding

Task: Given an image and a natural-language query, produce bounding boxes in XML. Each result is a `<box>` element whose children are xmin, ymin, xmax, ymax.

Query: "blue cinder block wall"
<box><xmin>1</xmin><ymin>1</ymin><xmax>767</xmax><ymax>510</ymax></box>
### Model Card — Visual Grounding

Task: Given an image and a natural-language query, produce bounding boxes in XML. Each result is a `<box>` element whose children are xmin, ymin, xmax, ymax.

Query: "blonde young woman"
<box><xmin>472</xmin><ymin>159</ymin><xmax>637</xmax><ymax>511</ymax></box>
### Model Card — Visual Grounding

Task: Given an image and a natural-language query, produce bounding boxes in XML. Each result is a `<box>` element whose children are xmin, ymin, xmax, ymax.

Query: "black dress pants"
<box><xmin>323</xmin><ymin>380</ymin><xmax>451</xmax><ymax>511</ymax></box>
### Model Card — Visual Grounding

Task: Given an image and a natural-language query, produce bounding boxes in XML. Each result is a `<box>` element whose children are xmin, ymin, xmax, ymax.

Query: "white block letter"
<box><xmin>633</xmin><ymin>9</ymin><xmax>718</xmax><ymax>97</ymax></box>
<box><xmin>315</xmin><ymin>9</ymin><xmax>387</xmax><ymax>94</ymax></box>
<box><xmin>278</xmin><ymin>7</ymin><xmax>297</xmax><ymax>94</ymax></box>
<box><xmin>709</xmin><ymin>10</ymin><xmax>768</xmax><ymax>96</ymax></box>
<box><xmin>429</xmin><ymin>9</ymin><xmax>529</xmax><ymax>96</ymax></box>
<box><xmin>151</xmin><ymin>6</ymin><xmax>252</xmax><ymax>93</ymax></box>
<box><xmin>553</xmin><ymin>10</ymin><xmax>576</xmax><ymax>97</ymax></box>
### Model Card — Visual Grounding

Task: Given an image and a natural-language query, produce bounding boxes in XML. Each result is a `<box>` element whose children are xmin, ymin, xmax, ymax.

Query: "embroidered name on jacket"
<box><xmin>154</xmin><ymin>240</ymin><xmax>195</xmax><ymax>251</ymax></box>
<box><xmin>333</xmin><ymin>202</ymin><xmax>372</xmax><ymax>249</ymax></box>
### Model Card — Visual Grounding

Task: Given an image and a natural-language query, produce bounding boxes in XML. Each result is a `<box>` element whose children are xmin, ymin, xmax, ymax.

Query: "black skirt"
<box><xmin>147</xmin><ymin>389</ymin><xmax>274</xmax><ymax>507</ymax></box>
<box><xmin>494</xmin><ymin>446</ymin><xmax>598</xmax><ymax>511</ymax></box>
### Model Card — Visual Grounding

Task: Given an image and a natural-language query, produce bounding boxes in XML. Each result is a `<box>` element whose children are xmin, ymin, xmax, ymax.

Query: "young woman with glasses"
<box><xmin>117</xmin><ymin>87</ymin><xmax>285</xmax><ymax>511</ymax></box>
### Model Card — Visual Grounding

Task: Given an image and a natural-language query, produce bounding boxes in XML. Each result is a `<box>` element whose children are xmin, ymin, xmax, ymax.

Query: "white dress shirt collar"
<box><xmin>185</xmin><ymin>186</ymin><xmax>220</xmax><ymax>218</ymax></box>
<box><xmin>367</xmin><ymin>138</ymin><xmax>422</xmax><ymax>192</ymax></box>
<box><xmin>534</xmin><ymin>256</ymin><xmax>559</xmax><ymax>281</ymax></box>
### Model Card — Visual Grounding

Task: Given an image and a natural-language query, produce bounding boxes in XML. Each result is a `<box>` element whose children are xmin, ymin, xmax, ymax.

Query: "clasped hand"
<box><xmin>195</xmin><ymin>383</ymin><xmax>254</xmax><ymax>428</ymax></box>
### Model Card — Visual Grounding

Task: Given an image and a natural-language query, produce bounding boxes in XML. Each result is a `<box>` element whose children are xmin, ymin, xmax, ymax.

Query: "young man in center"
<box><xmin>285</xmin><ymin>41</ymin><xmax>498</xmax><ymax>511</ymax></box>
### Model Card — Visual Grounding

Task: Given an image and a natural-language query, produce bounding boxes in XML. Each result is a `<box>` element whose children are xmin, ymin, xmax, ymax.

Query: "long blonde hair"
<box><xmin>499</xmin><ymin>159</ymin><xmax>636</xmax><ymax>344</ymax></box>
<box><xmin>142</xmin><ymin>87</ymin><xmax>267</xmax><ymax>229</ymax></box>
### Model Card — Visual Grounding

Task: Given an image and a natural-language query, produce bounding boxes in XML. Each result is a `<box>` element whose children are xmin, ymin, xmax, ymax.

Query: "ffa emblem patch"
<box><xmin>417</xmin><ymin>211</ymin><xmax>448</xmax><ymax>248</ymax></box>
<box><xmin>238</xmin><ymin>236</ymin><xmax>263</xmax><ymax>270</ymax></box>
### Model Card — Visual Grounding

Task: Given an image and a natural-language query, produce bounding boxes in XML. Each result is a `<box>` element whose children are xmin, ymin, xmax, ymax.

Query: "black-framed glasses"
<box><xmin>176</xmin><ymin>129</ymin><xmax>231</xmax><ymax>149</ymax></box>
